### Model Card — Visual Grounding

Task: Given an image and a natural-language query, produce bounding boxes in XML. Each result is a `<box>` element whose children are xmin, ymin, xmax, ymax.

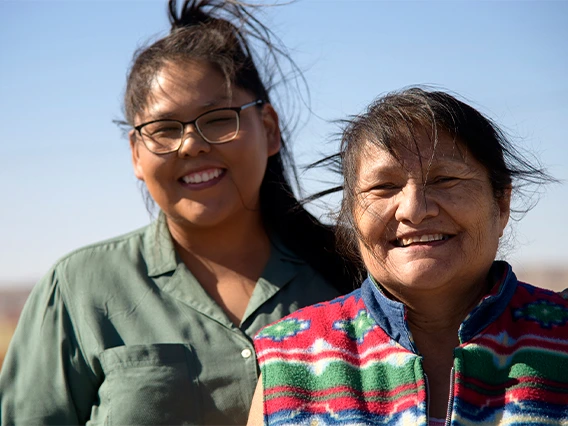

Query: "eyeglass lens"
<box><xmin>140</xmin><ymin>109</ymin><xmax>240</xmax><ymax>153</ymax></box>
<box><xmin>196</xmin><ymin>109</ymin><xmax>239</xmax><ymax>142</ymax></box>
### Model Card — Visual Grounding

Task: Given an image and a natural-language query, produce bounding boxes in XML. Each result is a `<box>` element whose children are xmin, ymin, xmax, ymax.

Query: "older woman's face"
<box><xmin>353</xmin><ymin>130</ymin><xmax>510</xmax><ymax>295</ymax></box>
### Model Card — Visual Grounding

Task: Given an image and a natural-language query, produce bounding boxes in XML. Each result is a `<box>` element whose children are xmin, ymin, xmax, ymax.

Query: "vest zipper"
<box><xmin>444</xmin><ymin>367</ymin><xmax>455</xmax><ymax>426</ymax></box>
<box><xmin>424</xmin><ymin>372</ymin><xmax>431</xmax><ymax>422</ymax></box>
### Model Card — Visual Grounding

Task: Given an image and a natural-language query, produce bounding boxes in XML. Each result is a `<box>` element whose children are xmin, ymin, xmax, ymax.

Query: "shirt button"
<box><xmin>241</xmin><ymin>348</ymin><xmax>252</xmax><ymax>359</ymax></box>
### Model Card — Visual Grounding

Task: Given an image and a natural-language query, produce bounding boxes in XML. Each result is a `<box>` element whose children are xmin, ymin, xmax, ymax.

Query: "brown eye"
<box><xmin>372</xmin><ymin>183</ymin><xmax>399</xmax><ymax>190</ymax></box>
<box><xmin>143</xmin><ymin>121</ymin><xmax>182</xmax><ymax>138</ymax></box>
<box><xmin>430</xmin><ymin>176</ymin><xmax>459</xmax><ymax>185</ymax></box>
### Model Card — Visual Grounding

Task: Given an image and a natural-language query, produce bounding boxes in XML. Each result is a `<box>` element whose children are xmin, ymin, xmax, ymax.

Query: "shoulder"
<box><xmin>502</xmin><ymin>280</ymin><xmax>568</xmax><ymax>338</ymax></box>
<box><xmin>510</xmin><ymin>280</ymin><xmax>568</xmax><ymax>307</ymax></box>
<box><xmin>33</xmin><ymin>224</ymin><xmax>156</xmax><ymax>308</ymax></box>
<box><xmin>55</xmin><ymin>225</ymin><xmax>150</xmax><ymax>269</ymax></box>
<box><xmin>253</xmin><ymin>288</ymin><xmax>398</xmax><ymax>371</ymax></box>
<box><xmin>254</xmin><ymin>289</ymin><xmax>366</xmax><ymax>342</ymax></box>
<box><xmin>268</xmin><ymin>231</ymin><xmax>348</xmax><ymax>298</ymax></box>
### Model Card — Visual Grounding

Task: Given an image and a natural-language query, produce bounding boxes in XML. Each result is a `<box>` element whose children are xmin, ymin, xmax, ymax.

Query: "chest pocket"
<box><xmin>97</xmin><ymin>344</ymin><xmax>201</xmax><ymax>425</ymax></box>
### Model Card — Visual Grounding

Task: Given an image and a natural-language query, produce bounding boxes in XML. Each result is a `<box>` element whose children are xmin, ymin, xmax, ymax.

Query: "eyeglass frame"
<box><xmin>133</xmin><ymin>99</ymin><xmax>265</xmax><ymax>154</ymax></box>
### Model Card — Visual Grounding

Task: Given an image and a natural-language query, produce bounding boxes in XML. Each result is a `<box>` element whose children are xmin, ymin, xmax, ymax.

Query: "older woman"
<box><xmin>248</xmin><ymin>88</ymin><xmax>568</xmax><ymax>425</ymax></box>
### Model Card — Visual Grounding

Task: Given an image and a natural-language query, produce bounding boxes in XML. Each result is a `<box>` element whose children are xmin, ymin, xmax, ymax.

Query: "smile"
<box><xmin>394</xmin><ymin>234</ymin><xmax>450</xmax><ymax>247</ymax></box>
<box><xmin>180</xmin><ymin>168</ymin><xmax>224</xmax><ymax>184</ymax></box>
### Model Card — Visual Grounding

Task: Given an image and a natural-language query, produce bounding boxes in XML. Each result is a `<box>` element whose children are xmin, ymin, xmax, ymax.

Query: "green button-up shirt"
<box><xmin>0</xmin><ymin>218</ymin><xmax>340</xmax><ymax>425</ymax></box>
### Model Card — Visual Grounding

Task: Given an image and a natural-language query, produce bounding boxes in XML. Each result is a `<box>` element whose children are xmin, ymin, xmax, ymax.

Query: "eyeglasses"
<box><xmin>134</xmin><ymin>99</ymin><xmax>264</xmax><ymax>154</ymax></box>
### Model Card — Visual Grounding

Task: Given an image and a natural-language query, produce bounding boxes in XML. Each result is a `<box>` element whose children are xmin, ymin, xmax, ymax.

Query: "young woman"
<box><xmin>0</xmin><ymin>1</ymin><xmax>358</xmax><ymax>424</ymax></box>
<box><xmin>248</xmin><ymin>88</ymin><xmax>568</xmax><ymax>425</ymax></box>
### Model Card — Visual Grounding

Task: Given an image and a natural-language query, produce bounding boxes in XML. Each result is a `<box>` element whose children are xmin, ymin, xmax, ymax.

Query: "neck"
<box><xmin>166</xmin><ymin>210</ymin><xmax>271</xmax><ymax>326</ymax></box>
<box><xmin>166</xmin><ymin>209</ymin><xmax>271</xmax><ymax>266</ymax></box>
<box><xmin>382</xmin><ymin>273</ymin><xmax>490</xmax><ymax>338</ymax></box>
<box><xmin>379</xmin><ymin>271</ymin><xmax>493</xmax><ymax>420</ymax></box>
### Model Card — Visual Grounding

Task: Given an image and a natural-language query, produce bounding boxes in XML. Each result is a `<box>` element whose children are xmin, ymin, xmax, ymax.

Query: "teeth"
<box><xmin>398</xmin><ymin>234</ymin><xmax>446</xmax><ymax>247</ymax></box>
<box><xmin>182</xmin><ymin>169</ymin><xmax>222</xmax><ymax>184</ymax></box>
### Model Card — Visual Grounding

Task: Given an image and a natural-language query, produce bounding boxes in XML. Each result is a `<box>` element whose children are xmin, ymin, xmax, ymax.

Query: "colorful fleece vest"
<box><xmin>254</xmin><ymin>262</ymin><xmax>568</xmax><ymax>425</ymax></box>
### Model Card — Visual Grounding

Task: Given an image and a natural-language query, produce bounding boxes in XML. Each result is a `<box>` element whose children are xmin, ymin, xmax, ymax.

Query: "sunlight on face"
<box><xmin>353</xmin><ymin>130</ymin><xmax>510</xmax><ymax>299</ymax></box>
<box><xmin>129</xmin><ymin>60</ymin><xmax>279</xmax><ymax>231</ymax></box>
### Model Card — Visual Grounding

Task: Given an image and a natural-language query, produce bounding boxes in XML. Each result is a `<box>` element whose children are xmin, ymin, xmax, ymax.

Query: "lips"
<box><xmin>180</xmin><ymin>168</ymin><xmax>224</xmax><ymax>184</ymax></box>
<box><xmin>393</xmin><ymin>233</ymin><xmax>451</xmax><ymax>247</ymax></box>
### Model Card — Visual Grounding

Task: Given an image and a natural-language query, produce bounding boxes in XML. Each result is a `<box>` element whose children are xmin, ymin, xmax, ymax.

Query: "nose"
<box><xmin>177</xmin><ymin>126</ymin><xmax>211</xmax><ymax>157</ymax></box>
<box><xmin>394</xmin><ymin>183</ymin><xmax>439</xmax><ymax>224</ymax></box>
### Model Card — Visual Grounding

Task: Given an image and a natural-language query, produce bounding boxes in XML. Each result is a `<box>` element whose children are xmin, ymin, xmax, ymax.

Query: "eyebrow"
<box><xmin>364</xmin><ymin>154</ymin><xmax>473</xmax><ymax>178</ymax></box>
<box><xmin>428</xmin><ymin>154</ymin><xmax>472</xmax><ymax>171</ymax></box>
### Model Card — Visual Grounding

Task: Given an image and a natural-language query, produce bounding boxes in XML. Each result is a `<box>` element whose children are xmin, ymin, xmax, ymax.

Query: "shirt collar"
<box><xmin>143</xmin><ymin>214</ymin><xmax>178</xmax><ymax>277</ymax></box>
<box><xmin>240</xmin><ymin>231</ymin><xmax>304</xmax><ymax>325</ymax></box>
<box><xmin>140</xmin><ymin>215</ymin><xmax>304</xmax><ymax>329</ymax></box>
<box><xmin>141</xmin><ymin>215</ymin><xmax>304</xmax><ymax>314</ymax></box>
<box><xmin>458</xmin><ymin>261</ymin><xmax>517</xmax><ymax>342</ymax></box>
<box><xmin>361</xmin><ymin>261</ymin><xmax>518</xmax><ymax>353</ymax></box>
<box><xmin>142</xmin><ymin>214</ymin><xmax>303</xmax><ymax>278</ymax></box>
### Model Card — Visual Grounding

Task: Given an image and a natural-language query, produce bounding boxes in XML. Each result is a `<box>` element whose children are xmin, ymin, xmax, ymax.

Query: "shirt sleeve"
<box><xmin>0</xmin><ymin>267</ymin><xmax>98</xmax><ymax>425</ymax></box>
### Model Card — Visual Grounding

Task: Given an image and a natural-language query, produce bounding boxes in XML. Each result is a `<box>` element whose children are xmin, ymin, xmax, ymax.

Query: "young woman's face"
<box><xmin>353</xmin><ymin>130</ymin><xmax>510</xmax><ymax>296</ymax></box>
<box><xmin>130</xmin><ymin>60</ymin><xmax>280</xmax><ymax>230</ymax></box>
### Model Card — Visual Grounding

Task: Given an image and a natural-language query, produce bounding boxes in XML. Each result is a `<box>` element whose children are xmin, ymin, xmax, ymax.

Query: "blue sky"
<box><xmin>1</xmin><ymin>0</ymin><xmax>567</xmax><ymax>286</ymax></box>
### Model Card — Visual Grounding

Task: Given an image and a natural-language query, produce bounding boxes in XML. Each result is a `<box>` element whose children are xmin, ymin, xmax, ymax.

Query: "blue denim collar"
<box><xmin>361</xmin><ymin>261</ymin><xmax>518</xmax><ymax>353</ymax></box>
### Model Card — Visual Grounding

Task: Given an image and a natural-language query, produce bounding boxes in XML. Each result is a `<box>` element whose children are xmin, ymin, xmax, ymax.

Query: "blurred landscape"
<box><xmin>0</xmin><ymin>287</ymin><xmax>32</xmax><ymax>368</ymax></box>
<box><xmin>1</xmin><ymin>266</ymin><xmax>567</xmax><ymax>369</ymax></box>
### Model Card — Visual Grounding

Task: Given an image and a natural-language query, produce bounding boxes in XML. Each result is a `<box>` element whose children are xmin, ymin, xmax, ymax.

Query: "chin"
<box><xmin>397</xmin><ymin>273</ymin><xmax>450</xmax><ymax>292</ymax></box>
<box><xmin>165</xmin><ymin>207</ymin><xmax>227</xmax><ymax>229</ymax></box>
<box><xmin>375</xmin><ymin>259</ymin><xmax>456</xmax><ymax>291</ymax></box>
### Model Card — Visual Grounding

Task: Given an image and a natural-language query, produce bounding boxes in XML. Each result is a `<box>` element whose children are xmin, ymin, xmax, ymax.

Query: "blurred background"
<box><xmin>1</xmin><ymin>0</ymin><xmax>567</xmax><ymax>366</ymax></box>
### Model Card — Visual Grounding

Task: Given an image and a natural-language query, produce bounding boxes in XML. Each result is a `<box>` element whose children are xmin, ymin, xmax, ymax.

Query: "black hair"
<box><xmin>120</xmin><ymin>0</ymin><xmax>360</xmax><ymax>293</ymax></box>
<box><xmin>309</xmin><ymin>87</ymin><xmax>557</xmax><ymax>266</ymax></box>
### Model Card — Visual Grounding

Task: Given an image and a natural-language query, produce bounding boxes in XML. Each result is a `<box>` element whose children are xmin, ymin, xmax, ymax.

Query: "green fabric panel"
<box><xmin>456</xmin><ymin>345</ymin><xmax>568</xmax><ymax>388</ymax></box>
<box><xmin>263</xmin><ymin>357</ymin><xmax>419</xmax><ymax>393</ymax></box>
<box><xmin>0</xmin><ymin>218</ymin><xmax>341</xmax><ymax>425</ymax></box>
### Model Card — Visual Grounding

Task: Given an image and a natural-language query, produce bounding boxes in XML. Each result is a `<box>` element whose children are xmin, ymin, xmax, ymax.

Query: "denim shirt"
<box><xmin>362</xmin><ymin>261</ymin><xmax>518</xmax><ymax>352</ymax></box>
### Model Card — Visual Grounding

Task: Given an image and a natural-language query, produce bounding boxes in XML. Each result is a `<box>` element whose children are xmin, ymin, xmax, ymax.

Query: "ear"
<box><xmin>261</xmin><ymin>103</ymin><xmax>281</xmax><ymax>157</ymax></box>
<box><xmin>129</xmin><ymin>130</ymin><xmax>145</xmax><ymax>181</ymax></box>
<box><xmin>497</xmin><ymin>185</ymin><xmax>512</xmax><ymax>237</ymax></box>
